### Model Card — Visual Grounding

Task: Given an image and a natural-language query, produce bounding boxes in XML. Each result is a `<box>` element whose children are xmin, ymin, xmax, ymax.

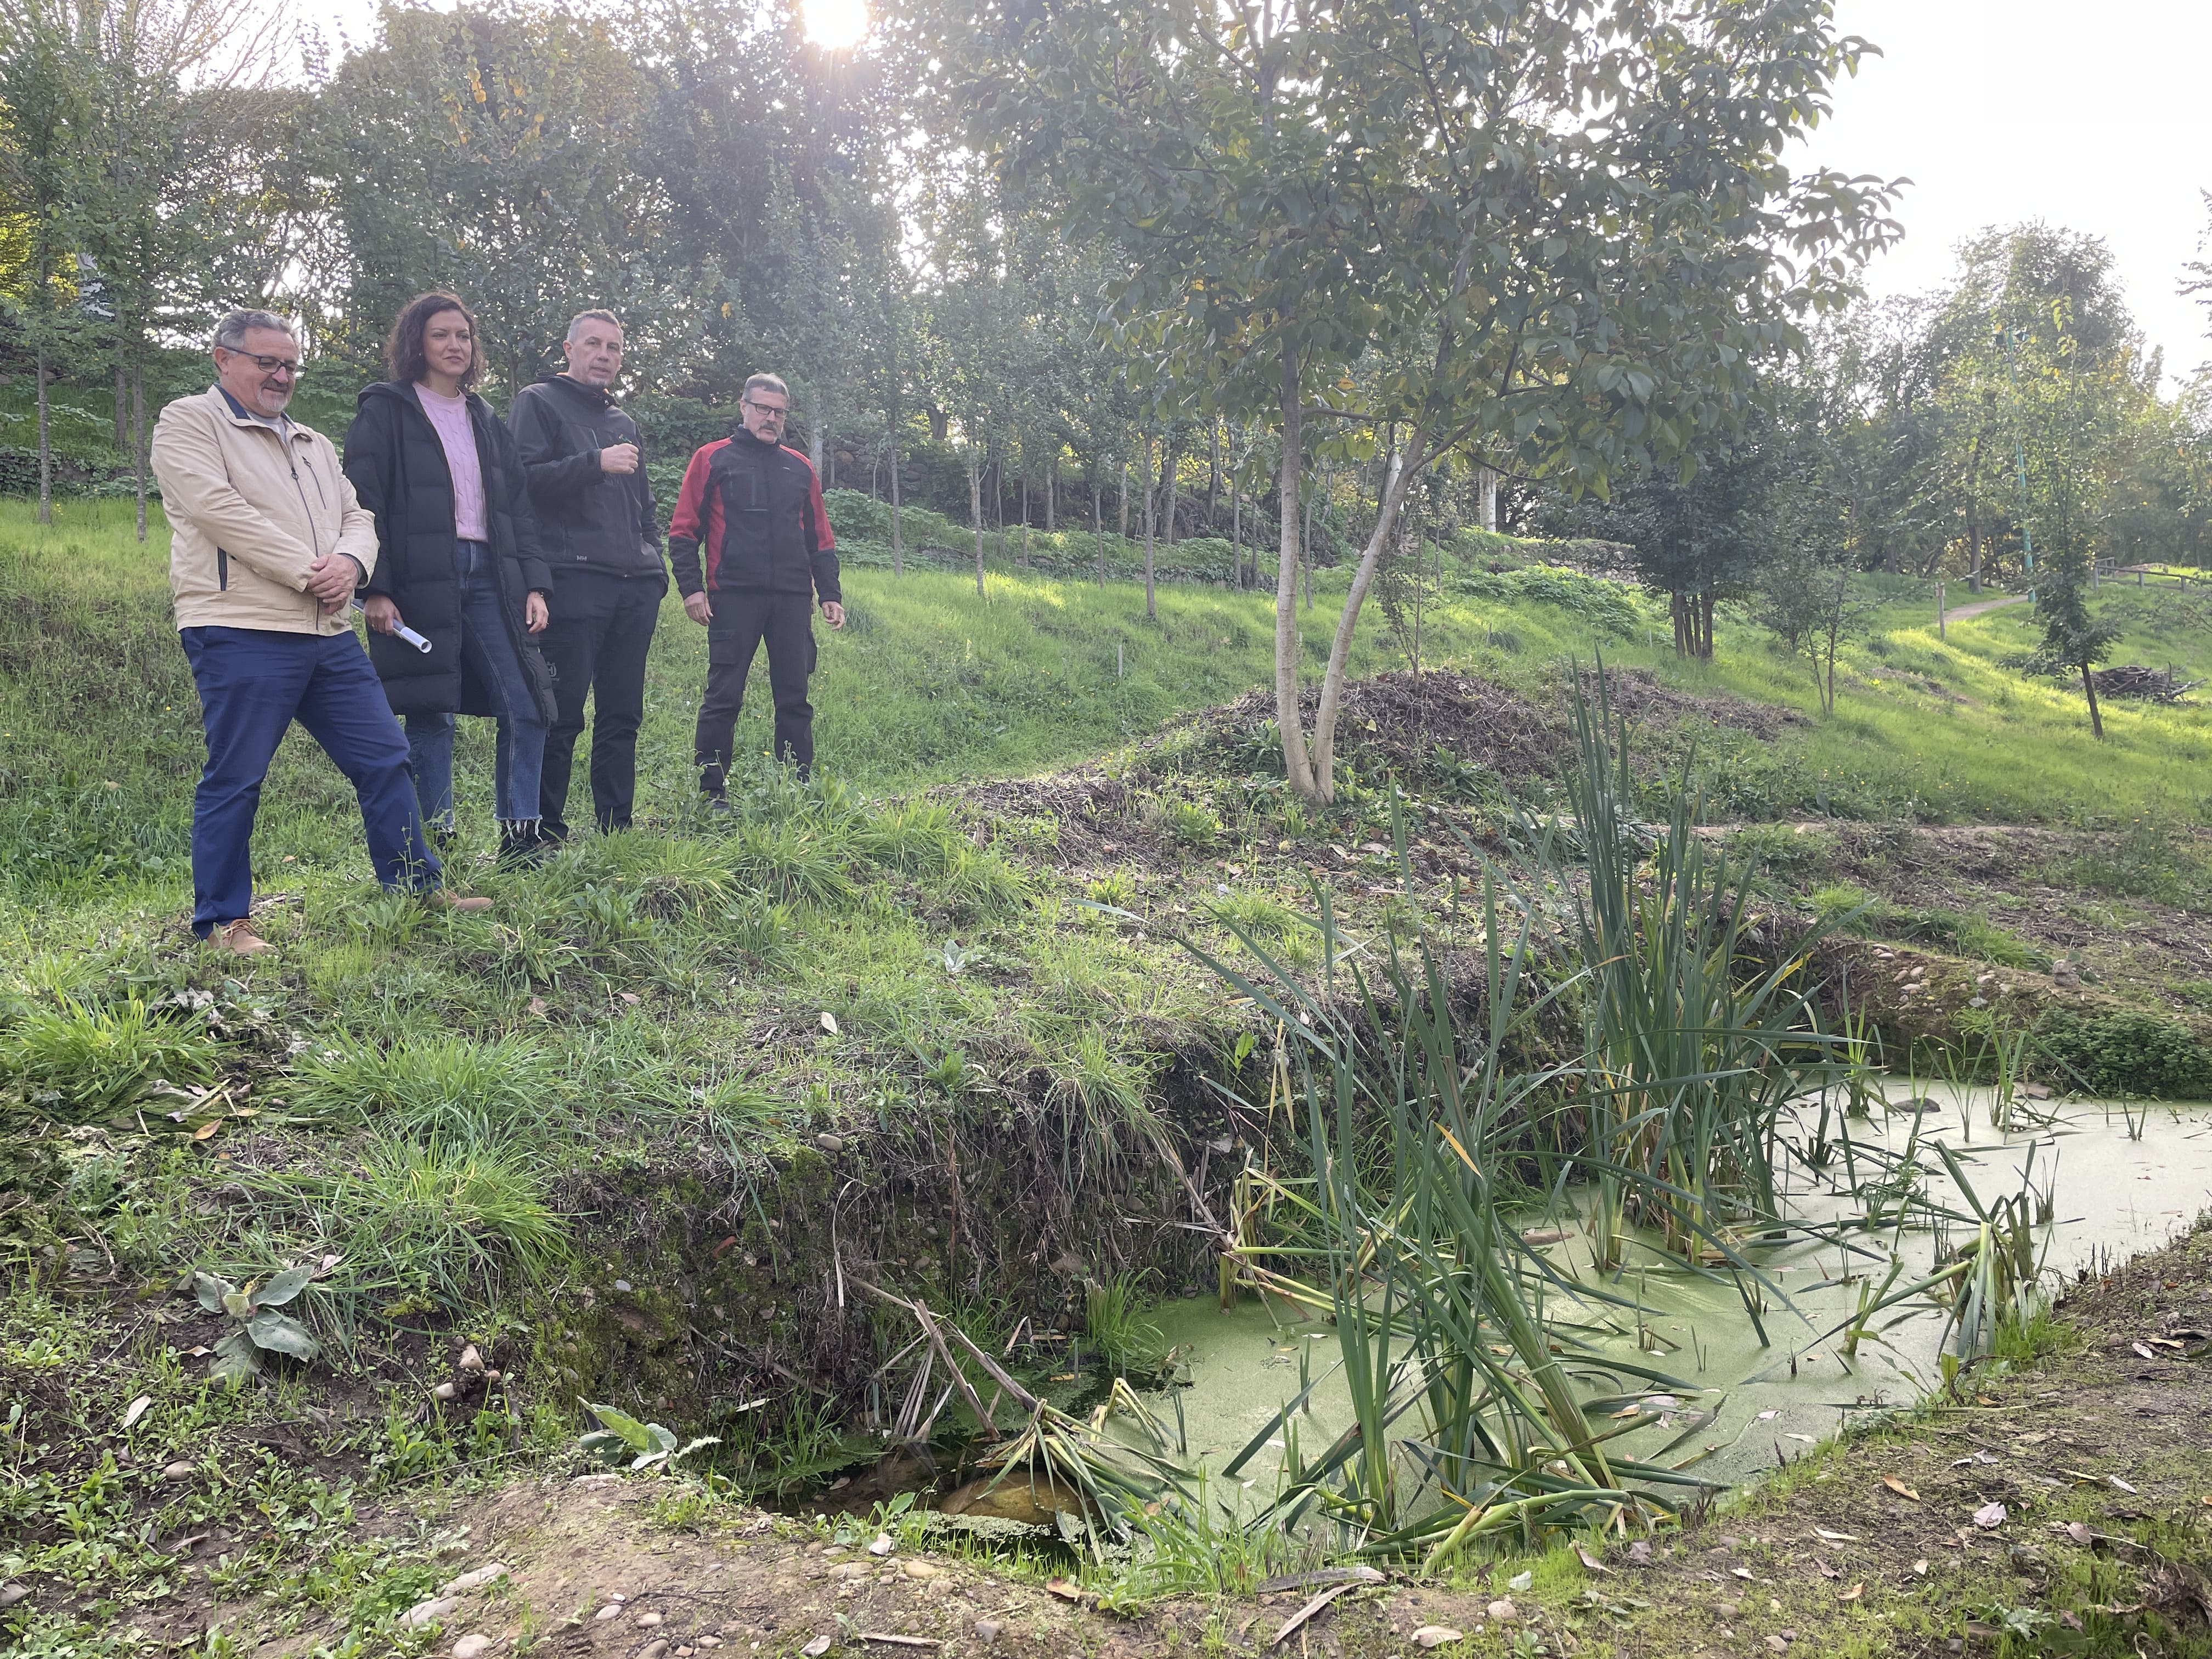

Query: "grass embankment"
<box><xmin>3</xmin><ymin>498</ymin><xmax>2211</xmax><ymax>1654</ymax></box>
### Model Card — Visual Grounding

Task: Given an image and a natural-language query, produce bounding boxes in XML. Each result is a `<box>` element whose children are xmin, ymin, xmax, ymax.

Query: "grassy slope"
<box><xmin>4</xmin><ymin>498</ymin><xmax>2211</xmax><ymax>1654</ymax></box>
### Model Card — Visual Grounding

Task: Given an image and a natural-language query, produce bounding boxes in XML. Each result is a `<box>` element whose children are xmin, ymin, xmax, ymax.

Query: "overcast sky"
<box><xmin>302</xmin><ymin>0</ymin><xmax>2212</xmax><ymax>380</ymax></box>
<box><xmin>1813</xmin><ymin>0</ymin><xmax>2211</xmax><ymax>378</ymax></box>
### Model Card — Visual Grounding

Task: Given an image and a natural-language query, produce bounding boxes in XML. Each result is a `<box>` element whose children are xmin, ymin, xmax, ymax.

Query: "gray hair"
<box><xmin>566</xmin><ymin>308</ymin><xmax>622</xmax><ymax>343</ymax></box>
<box><xmin>743</xmin><ymin>372</ymin><xmax>789</xmax><ymax>402</ymax></box>
<box><xmin>213</xmin><ymin>309</ymin><xmax>295</xmax><ymax>352</ymax></box>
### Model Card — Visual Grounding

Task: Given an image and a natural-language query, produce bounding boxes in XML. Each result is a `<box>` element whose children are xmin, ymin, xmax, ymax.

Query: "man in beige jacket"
<box><xmin>151</xmin><ymin>309</ymin><xmax>489</xmax><ymax>954</ymax></box>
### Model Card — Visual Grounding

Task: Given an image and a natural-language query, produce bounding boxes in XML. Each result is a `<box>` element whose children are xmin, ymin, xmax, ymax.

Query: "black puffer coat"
<box><xmin>343</xmin><ymin>381</ymin><xmax>558</xmax><ymax>723</ymax></box>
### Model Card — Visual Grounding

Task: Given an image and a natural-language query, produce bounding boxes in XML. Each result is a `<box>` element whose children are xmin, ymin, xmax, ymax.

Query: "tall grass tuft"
<box><xmin>4</xmin><ymin>997</ymin><xmax>220</xmax><ymax>1120</ymax></box>
<box><xmin>289</xmin><ymin>1034</ymin><xmax>563</xmax><ymax>1143</ymax></box>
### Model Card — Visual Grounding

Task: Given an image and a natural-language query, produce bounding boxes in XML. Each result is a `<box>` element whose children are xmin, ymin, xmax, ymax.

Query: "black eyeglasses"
<box><xmin>743</xmin><ymin>399</ymin><xmax>787</xmax><ymax>417</ymax></box>
<box><xmin>222</xmin><ymin>349</ymin><xmax>304</xmax><ymax>377</ymax></box>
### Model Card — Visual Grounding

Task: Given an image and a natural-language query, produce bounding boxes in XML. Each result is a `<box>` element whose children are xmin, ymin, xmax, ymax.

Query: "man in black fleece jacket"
<box><xmin>509</xmin><ymin>309</ymin><xmax>665</xmax><ymax>838</ymax></box>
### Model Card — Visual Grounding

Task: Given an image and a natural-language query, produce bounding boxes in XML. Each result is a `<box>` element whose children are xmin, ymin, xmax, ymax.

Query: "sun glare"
<box><xmin>802</xmin><ymin>0</ymin><xmax>868</xmax><ymax>49</ymax></box>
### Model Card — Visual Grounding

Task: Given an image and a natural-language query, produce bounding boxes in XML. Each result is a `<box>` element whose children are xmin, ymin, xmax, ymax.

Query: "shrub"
<box><xmin>1164</xmin><ymin>798</ymin><xmax>1224</xmax><ymax>850</ymax></box>
<box><xmin>2035</xmin><ymin>1009</ymin><xmax>2212</xmax><ymax>1100</ymax></box>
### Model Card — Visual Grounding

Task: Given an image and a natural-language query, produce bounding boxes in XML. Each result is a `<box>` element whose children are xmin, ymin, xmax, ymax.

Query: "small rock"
<box><xmin>457</xmin><ymin>1344</ymin><xmax>483</xmax><ymax>1372</ymax></box>
<box><xmin>816</xmin><ymin>1133</ymin><xmax>845</xmax><ymax>1154</ymax></box>
<box><xmin>867</xmin><ymin>1532</ymin><xmax>895</xmax><ymax>1556</ymax></box>
<box><xmin>453</xmin><ymin>1637</ymin><xmax>493</xmax><ymax>1659</ymax></box>
<box><xmin>1766</xmin><ymin>1636</ymin><xmax>1790</xmax><ymax>1654</ymax></box>
<box><xmin>399</xmin><ymin>1595</ymin><xmax>460</xmax><ymax>1632</ymax></box>
<box><xmin>1718</xmin><ymin>1600</ymin><xmax>1742</xmax><ymax>1617</ymax></box>
<box><xmin>1508</xmin><ymin>1570</ymin><xmax>1532</xmax><ymax>1592</ymax></box>
<box><xmin>614</xmin><ymin>1279</ymin><xmax>633</xmax><ymax>1292</ymax></box>
<box><xmin>161</xmin><ymin>1462</ymin><xmax>194</xmax><ymax>1481</ymax></box>
<box><xmin>1413</xmin><ymin>1627</ymin><xmax>1466</xmax><ymax>1650</ymax></box>
<box><xmin>902</xmin><ymin>1559</ymin><xmax>938</xmax><ymax>1580</ymax></box>
<box><xmin>974</xmin><ymin>1618</ymin><xmax>1002</xmax><ymax>1642</ymax></box>
<box><xmin>636</xmin><ymin>1611</ymin><xmax>664</xmax><ymax>1627</ymax></box>
<box><xmin>639</xmin><ymin>1643</ymin><xmax>669</xmax><ymax>1659</ymax></box>
<box><xmin>802</xmin><ymin>1638</ymin><xmax>833</xmax><ymax>1659</ymax></box>
<box><xmin>433</xmin><ymin>1381</ymin><xmax>458</xmax><ymax>1401</ymax></box>
<box><xmin>1485</xmin><ymin>1598</ymin><xmax>1519</xmax><ymax>1623</ymax></box>
<box><xmin>440</xmin><ymin>1563</ymin><xmax>510</xmax><ymax>1596</ymax></box>
<box><xmin>0</xmin><ymin>1584</ymin><xmax>28</xmax><ymax>1607</ymax></box>
<box><xmin>595</xmin><ymin>1604</ymin><xmax>624</xmax><ymax>1621</ymax></box>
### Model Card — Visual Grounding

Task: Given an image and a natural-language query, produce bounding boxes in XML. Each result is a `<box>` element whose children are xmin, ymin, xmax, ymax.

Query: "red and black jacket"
<box><xmin>667</xmin><ymin>427</ymin><xmax>838</xmax><ymax>603</ymax></box>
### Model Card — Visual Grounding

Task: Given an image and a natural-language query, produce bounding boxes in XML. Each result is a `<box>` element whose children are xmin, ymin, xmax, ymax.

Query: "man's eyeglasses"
<box><xmin>743</xmin><ymin>399</ymin><xmax>787</xmax><ymax>418</ymax></box>
<box><xmin>222</xmin><ymin>350</ymin><xmax>304</xmax><ymax>377</ymax></box>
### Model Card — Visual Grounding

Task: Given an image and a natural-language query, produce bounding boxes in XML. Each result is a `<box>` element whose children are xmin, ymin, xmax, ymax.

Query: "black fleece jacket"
<box><xmin>507</xmin><ymin>373</ymin><xmax>665</xmax><ymax>585</ymax></box>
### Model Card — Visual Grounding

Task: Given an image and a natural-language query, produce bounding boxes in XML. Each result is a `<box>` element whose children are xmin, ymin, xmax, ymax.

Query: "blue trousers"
<box><xmin>180</xmin><ymin>625</ymin><xmax>440</xmax><ymax>935</ymax></box>
<box><xmin>404</xmin><ymin>539</ymin><xmax>549</xmax><ymax>827</ymax></box>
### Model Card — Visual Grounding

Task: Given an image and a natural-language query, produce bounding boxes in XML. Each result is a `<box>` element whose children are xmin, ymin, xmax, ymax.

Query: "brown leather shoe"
<box><xmin>208</xmin><ymin>919</ymin><xmax>273</xmax><ymax>955</ymax></box>
<box><xmin>424</xmin><ymin>890</ymin><xmax>493</xmax><ymax>913</ymax></box>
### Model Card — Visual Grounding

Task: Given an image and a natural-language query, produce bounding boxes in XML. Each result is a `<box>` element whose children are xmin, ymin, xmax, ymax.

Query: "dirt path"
<box><xmin>217</xmin><ymin>1220</ymin><xmax>2212</xmax><ymax>1659</ymax></box>
<box><xmin>1943</xmin><ymin>591</ymin><xmax>2032</xmax><ymax>622</ymax></box>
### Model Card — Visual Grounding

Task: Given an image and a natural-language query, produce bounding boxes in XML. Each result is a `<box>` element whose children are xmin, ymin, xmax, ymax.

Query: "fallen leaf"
<box><xmin>820</xmin><ymin>1011</ymin><xmax>840</xmax><ymax>1034</ymax></box>
<box><xmin>2066</xmin><ymin>1522</ymin><xmax>2093</xmax><ymax>1545</ymax></box>
<box><xmin>1838</xmin><ymin>1583</ymin><xmax>1864</xmax><ymax>1602</ymax></box>
<box><xmin>1813</xmin><ymin>1558</ymin><xmax>1839</xmax><ymax>1580</ymax></box>
<box><xmin>1973</xmin><ymin>1502</ymin><xmax>2008</xmax><ymax>1530</ymax></box>
<box><xmin>1732</xmin><ymin>1567</ymin><xmax>1754</xmax><ymax>1581</ymax></box>
<box><xmin>1785</xmin><ymin>1432</ymin><xmax>1819</xmax><ymax>1444</ymax></box>
<box><xmin>2132</xmin><ymin>1342</ymin><xmax>2157</xmax><ymax>1360</ymax></box>
<box><xmin>1882</xmin><ymin>1475</ymin><xmax>1921</xmax><ymax>1503</ymax></box>
<box><xmin>1045</xmin><ymin>1579</ymin><xmax>1082</xmax><ymax>1603</ymax></box>
<box><xmin>801</xmin><ymin>1640</ymin><xmax>833</xmax><ymax>1659</ymax></box>
<box><xmin>1627</xmin><ymin>1540</ymin><xmax>1652</xmax><ymax>1567</ymax></box>
<box><xmin>1411</xmin><ymin>1630</ymin><xmax>1465</xmax><ymax>1651</ymax></box>
<box><xmin>121</xmin><ymin>1395</ymin><xmax>153</xmax><ymax>1429</ymax></box>
<box><xmin>192</xmin><ymin>1121</ymin><xmax>221</xmax><ymax>1141</ymax></box>
<box><xmin>528</xmin><ymin>997</ymin><xmax>548</xmax><ymax>1016</ymax></box>
<box><xmin>618</xmin><ymin>991</ymin><xmax>641</xmax><ymax>1005</ymax></box>
<box><xmin>1756</xmin><ymin>1409</ymin><xmax>1781</xmax><ymax>1421</ymax></box>
<box><xmin>1575</xmin><ymin>1544</ymin><xmax>1612</xmax><ymax>1575</ymax></box>
<box><xmin>2109</xmin><ymin>1475</ymin><xmax>2138</xmax><ymax>1494</ymax></box>
<box><xmin>1911</xmin><ymin>1559</ymin><xmax>1929</xmax><ymax>1577</ymax></box>
<box><xmin>1813</xmin><ymin>1527</ymin><xmax>1861</xmax><ymax>1543</ymax></box>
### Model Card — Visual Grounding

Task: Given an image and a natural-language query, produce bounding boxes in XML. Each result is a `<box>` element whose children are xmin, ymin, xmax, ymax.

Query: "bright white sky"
<box><xmin>301</xmin><ymin>0</ymin><xmax>2212</xmax><ymax>379</ymax></box>
<box><xmin>1813</xmin><ymin>0</ymin><xmax>2212</xmax><ymax>379</ymax></box>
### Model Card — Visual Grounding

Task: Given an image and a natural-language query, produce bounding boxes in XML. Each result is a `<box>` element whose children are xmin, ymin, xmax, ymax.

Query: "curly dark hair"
<box><xmin>385</xmin><ymin>291</ymin><xmax>481</xmax><ymax>390</ymax></box>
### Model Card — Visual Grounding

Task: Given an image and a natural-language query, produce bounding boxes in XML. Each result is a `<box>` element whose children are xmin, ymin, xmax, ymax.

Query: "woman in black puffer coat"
<box><xmin>345</xmin><ymin>292</ymin><xmax>559</xmax><ymax>866</ymax></box>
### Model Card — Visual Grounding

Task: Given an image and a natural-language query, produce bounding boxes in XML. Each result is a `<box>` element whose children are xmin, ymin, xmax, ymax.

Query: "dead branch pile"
<box><xmin>2089</xmin><ymin>664</ymin><xmax>2203</xmax><ymax>702</ymax></box>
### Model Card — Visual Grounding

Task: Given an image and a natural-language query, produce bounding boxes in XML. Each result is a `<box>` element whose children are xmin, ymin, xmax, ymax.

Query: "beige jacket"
<box><xmin>150</xmin><ymin>386</ymin><xmax>380</xmax><ymax>635</ymax></box>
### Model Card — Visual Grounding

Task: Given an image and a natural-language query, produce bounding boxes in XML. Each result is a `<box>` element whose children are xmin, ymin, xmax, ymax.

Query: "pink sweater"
<box><xmin>414</xmin><ymin>383</ymin><xmax>488</xmax><ymax>541</ymax></box>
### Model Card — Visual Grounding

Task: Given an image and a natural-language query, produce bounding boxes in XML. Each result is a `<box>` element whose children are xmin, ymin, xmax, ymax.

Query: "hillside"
<box><xmin>3</xmin><ymin>498</ymin><xmax>2211</xmax><ymax>1656</ymax></box>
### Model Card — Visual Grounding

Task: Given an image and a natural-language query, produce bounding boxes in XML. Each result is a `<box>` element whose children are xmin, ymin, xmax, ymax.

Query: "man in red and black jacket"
<box><xmin>667</xmin><ymin>372</ymin><xmax>844</xmax><ymax>795</ymax></box>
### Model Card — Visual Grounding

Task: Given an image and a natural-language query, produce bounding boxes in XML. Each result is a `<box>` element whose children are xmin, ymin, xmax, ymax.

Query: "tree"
<box><xmin>930</xmin><ymin>0</ymin><xmax>1898</xmax><ymax>801</ymax></box>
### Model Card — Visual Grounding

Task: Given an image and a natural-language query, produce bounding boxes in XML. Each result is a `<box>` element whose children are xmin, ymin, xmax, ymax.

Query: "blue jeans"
<box><xmin>404</xmin><ymin>540</ymin><xmax>549</xmax><ymax>827</ymax></box>
<box><xmin>180</xmin><ymin>625</ymin><xmax>441</xmax><ymax>934</ymax></box>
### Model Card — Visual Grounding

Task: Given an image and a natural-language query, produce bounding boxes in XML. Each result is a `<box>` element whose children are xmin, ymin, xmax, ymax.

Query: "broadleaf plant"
<box><xmin>577</xmin><ymin>1399</ymin><xmax>720</xmax><ymax>1474</ymax></box>
<box><xmin>192</xmin><ymin>1265</ymin><xmax>322</xmax><ymax>1385</ymax></box>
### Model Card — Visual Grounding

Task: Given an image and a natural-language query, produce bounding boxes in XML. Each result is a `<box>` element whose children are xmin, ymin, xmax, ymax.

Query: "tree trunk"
<box><xmin>1141</xmin><ymin>436</ymin><xmax>1157</xmax><ymax>620</ymax></box>
<box><xmin>2081</xmin><ymin>661</ymin><xmax>2104</xmax><ymax>740</ymax></box>
<box><xmin>1274</xmin><ymin>346</ymin><xmax>1319</xmax><ymax>800</ymax></box>
<box><xmin>1019</xmin><ymin>460</ymin><xmax>1030</xmax><ymax>569</ymax></box>
<box><xmin>1699</xmin><ymin>591</ymin><xmax>1714</xmax><ymax>662</ymax></box>
<box><xmin>970</xmin><ymin>452</ymin><xmax>985</xmax><ymax>598</ymax></box>
<box><xmin>1045</xmin><ymin>462</ymin><xmax>1054</xmax><ymax>532</ymax></box>
<box><xmin>1479</xmin><ymin>466</ymin><xmax>1498</xmax><ymax>533</ymax></box>
<box><xmin>889</xmin><ymin>418</ymin><xmax>903</xmax><ymax>577</ymax></box>
<box><xmin>1229</xmin><ymin>478</ymin><xmax>1240</xmax><ymax>588</ymax></box>
<box><xmin>133</xmin><ymin>354</ymin><xmax>147</xmax><ymax>541</ymax></box>
<box><xmin>1966</xmin><ymin>507</ymin><xmax>1980</xmax><ymax>593</ymax></box>
<box><xmin>1118</xmin><ymin>460</ymin><xmax>1128</xmax><ymax>540</ymax></box>
<box><xmin>114</xmin><ymin>360</ymin><xmax>127</xmax><ymax>451</ymax></box>
<box><xmin>1093</xmin><ymin>479</ymin><xmax>1103</xmax><ymax>583</ymax></box>
<box><xmin>1163</xmin><ymin>439</ymin><xmax>1178</xmax><ymax>551</ymax></box>
<box><xmin>35</xmin><ymin>351</ymin><xmax>53</xmax><ymax>526</ymax></box>
<box><xmin>1207</xmin><ymin>421</ymin><xmax>1221</xmax><ymax>522</ymax></box>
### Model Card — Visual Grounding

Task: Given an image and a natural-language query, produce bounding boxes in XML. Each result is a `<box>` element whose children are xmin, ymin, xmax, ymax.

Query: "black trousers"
<box><xmin>538</xmin><ymin>571</ymin><xmax>663</xmax><ymax>836</ymax></box>
<box><xmin>696</xmin><ymin>589</ymin><xmax>817</xmax><ymax>789</ymax></box>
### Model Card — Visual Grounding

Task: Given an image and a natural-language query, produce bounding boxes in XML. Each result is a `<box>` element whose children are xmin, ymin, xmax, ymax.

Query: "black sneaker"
<box><xmin>704</xmin><ymin>794</ymin><xmax>733</xmax><ymax>814</ymax></box>
<box><xmin>497</xmin><ymin>822</ymin><xmax>553</xmax><ymax>869</ymax></box>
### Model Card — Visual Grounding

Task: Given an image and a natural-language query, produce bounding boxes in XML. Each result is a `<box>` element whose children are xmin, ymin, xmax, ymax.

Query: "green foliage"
<box><xmin>1161</xmin><ymin>797</ymin><xmax>1222</xmax><ymax>850</ymax></box>
<box><xmin>2035</xmin><ymin>1009</ymin><xmax>2212</xmax><ymax>1101</ymax></box>
<box><xmin>1454</xmin><ymin>565</ymin><xmax>1646</xmax><ymax>639</ymax></box>
<box><xmin>3</xmin><ymin>997</ymin><xmax>219</xmax><ymax>1121</ymax></box>
<box><xmin>190</xmin><ymin>1265</ymin><xmax>323</xmax><ymax>1386</ymax></box>
<box><xmin>290</xmin><ymin>1034</ymin><xmax>560</xmax><ymax>1142</ymax></box>
<box><xmin>1082</xmin><ymin>1275</ymin><xmax>1165</xmax><ymax>1376</ymax></box>
<box><xmin>577</xmin><ymin>1400</ymin><xmax>720</xmax><ymax>1474</ymax></box>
